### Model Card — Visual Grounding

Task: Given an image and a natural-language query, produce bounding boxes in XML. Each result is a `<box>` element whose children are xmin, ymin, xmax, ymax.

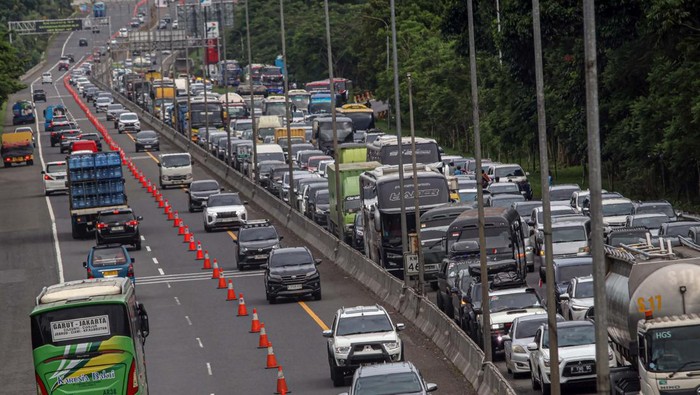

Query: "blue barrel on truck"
<box><xmin>93</xmin><ymin>1</ymin><xmax>106</xmax><ymax>17</ymax></box>
<box><xmin>12</xmin><ymin>101</ymin><xmax>35</xmax><ymax>125</ymax></box>
<box><xmin>67</xmin><ymin>152</ymin><xmax>128</xmax><ymax>238</ymax></box>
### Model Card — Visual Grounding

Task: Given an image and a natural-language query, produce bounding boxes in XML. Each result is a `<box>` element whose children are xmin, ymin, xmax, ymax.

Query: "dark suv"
<box><xmin>263</xmin><ymin>247</ymin><xmax>321</xmax><ymax>304</ymax></box>
<box><xmin>96</xmin><ymin>209</ymin><xmax>143</xmax><ymax>250</ymax></box>
<box><xmin>234</xmin><ymin>220</ymin><xmax>282</xmax><ymax>270</ymax></box>
<box><xmin>33</xmin><ymin>89</ymin><xmax>47</xmax><ymax>102</ymax></box>
<box><xmin>187</xmin><ymin>179</ymin><xmax>222</xmax><ymax>212</ymax></box>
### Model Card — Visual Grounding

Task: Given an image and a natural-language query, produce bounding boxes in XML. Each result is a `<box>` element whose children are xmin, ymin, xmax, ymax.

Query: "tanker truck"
<box><xmin>605</xmin><ymin>240</ymin><xmax>700</xmax><ymax>394</ymax></box>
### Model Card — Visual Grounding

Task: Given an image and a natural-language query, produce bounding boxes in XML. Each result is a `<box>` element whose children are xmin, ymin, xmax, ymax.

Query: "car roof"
<box><xmin>544</xmin><ymin>320</ymin><xmax>594</xmax><ymax>331</ymax></box>
<box><xmin>602</xmin><ymin>198</ymin><xmax>633</xmax><ymax>204</ymax></box>
<box><xmin>550</xmin><ymin>184</ymin><xmax>580</xmax><ymax>190</ymax></box>
<box><xmin>339</xmin><ymin>305</ymin><xmax>387</xmax><ymax>318</ymax></box>
<box><xmin>271</xmin><ymin>246</ymin><xmax>310</xmax><ymax>256</ymax></box>
<box><xmin>573</xmin><ymin>275</ymin><xmax>593</xmax><ymax>283</ymax></box>
<box><xmin>355</xmin><ymin>361</ymin><xmax>418</xmax><ymax>377</ymax></box>
<box><xmin>628</xmin><ymin>213</ymin><xmax>669</xmax><ymax>220</ymax></box>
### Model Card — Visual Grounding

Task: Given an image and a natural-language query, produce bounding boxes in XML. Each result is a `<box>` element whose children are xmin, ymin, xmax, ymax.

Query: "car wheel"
<box><xmin>44</xmin><ymin>189</ymin><xmax>51</xmax><ymax>196</ymax></box>
<box><xmin>134</xmin><ymin>238</ymin><xmax>142</xmax><ymax>250</ymax></box>
<box><xmin>267</xmin><ymin>292</ymin><xmax>276</xmax><ymax>304</ymax></box>
<box><xmin>331</xmin><ymin>363</ymin><xmax>344</xmax><ymax>387</ymax></box>
<box><xmin>313</xmin><ymin>288</ymin><xmax>322</xmax><ymax>301</ymax></box>
<box><xmin>436</xmin><ymin>291</ymin><xmax>444</xmax><ymax>311</ymax></box>
<box><xmin>204</xmin><ymin>224</ymin><xmax>212</xmax><ymax>233</ymax></box>
<box><xmin>236</xmin><ymin>259</ymin><xmax>243</xmax><ymax>271</ymax></box>
<box><xmin>189</xmin><ymin>205</ymin><xmax>195</xmax><ymax>213</ymax></box>
<box><xmin>430</xmin><ymin>281</ymin><xmax>438</xmax><ymax>291</ymax></box>
<box><xmin>531</xmin><ymin>362</ymin><xmax>540</xmax><ymax>390</ymax></box>
<box><xmin>541</xmin><ymin>375</ymin><xmax>551</xmax><ymax>395</ymax></box>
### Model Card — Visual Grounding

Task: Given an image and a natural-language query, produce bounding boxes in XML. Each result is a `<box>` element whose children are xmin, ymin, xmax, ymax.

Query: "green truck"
<box><xmin>328</xmin><ymin>161</ymin><xmax>381</xmax><ymax>242</ymax></box>
<box><xmin>337</xmin><ymin>142</ymin><xmax>367</xmax><ymax>164</ymax></box>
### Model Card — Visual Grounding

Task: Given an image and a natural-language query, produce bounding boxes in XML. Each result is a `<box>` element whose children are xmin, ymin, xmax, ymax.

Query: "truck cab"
<box><xmin>158</xmin><ymin>153</ymin><xmax>193</xmax><ymax>188</ymax></box>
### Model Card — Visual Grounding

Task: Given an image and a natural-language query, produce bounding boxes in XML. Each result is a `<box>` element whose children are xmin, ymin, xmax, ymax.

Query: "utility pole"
<box><xmin>407</xmin><ymin>73</ymin><xmax>424</xmax><ymax>295</ymax></box>
<box><xmin>219</xmin><ymin>0</ymin><xmax>231</xmax><ymax>165</ymax></box>
<box><xmin>532</xmin><ymin>0</ymin><xmax>560</xmax><ymax>391</ymax></box>
<box><xmin>184</xmin><ymin>4</ymin><xmax>192</xmax><ymax>147</ymax></box>
<box><xmin>280</xmin><ymin>0</ymin><xmax>296</xmax><ymax>209</ymax></box>
<box><xmin>323</xmin><ymin>0</ymin><xmax>343</xmax><ymax>235</ymax></box>
<box><xmin>202</xmin><ymin>3</ymin><xmax>210</xmax><ymax>140</ymax></box>
<box><xmin>583</xmin><ymin>1</ymin><xmax>610</xmax><ymax>393</ymax></box>
<box><xmin>467</xmin><ymin>0</ymin><xmax>491</xmax><ymax>361</ymax></box>
<box><xmin>245</xmin><ymin>0</ymin><xmax>257</xmax><ymax>183</ymax></box>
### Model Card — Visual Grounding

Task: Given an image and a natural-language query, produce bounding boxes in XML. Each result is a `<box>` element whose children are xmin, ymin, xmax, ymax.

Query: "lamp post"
<box><xmin>361</xmin><ymin>14</ymin><xmax>391</xmax><ymax>133</ymax></box>
<box><xmin>245</xmin><ymin>0</ymin><xmax>257</xmax><ymax>183</ymax></box>
<box><xmin>280</xmin><ymin>0</ymin><xmax>296</xmax><ymax>209</ymax></box>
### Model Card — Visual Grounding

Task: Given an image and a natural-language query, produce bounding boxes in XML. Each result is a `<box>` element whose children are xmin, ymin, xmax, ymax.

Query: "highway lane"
<box><xmin>2</xmin><ymin>10</ymin><xmax>474</xmax><ymax>395</ymax></box>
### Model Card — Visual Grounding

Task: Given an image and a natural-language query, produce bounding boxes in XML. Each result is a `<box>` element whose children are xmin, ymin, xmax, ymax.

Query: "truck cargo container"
<box><xmin>327</xmin><ymin>161</ymin><xmax>381</xmax><ymax>243</ymax></box>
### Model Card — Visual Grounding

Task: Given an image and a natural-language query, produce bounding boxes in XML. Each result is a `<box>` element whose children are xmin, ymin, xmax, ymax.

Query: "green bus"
<box><xmin>30</xmin><ymin>278</ymin><xmax>149</xmax><ymax>394</ymax></box>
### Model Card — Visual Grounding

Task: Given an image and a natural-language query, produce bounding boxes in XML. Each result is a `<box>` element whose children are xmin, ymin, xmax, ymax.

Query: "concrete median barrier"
<box><xmin>92</xmin><ymin>75</ymin><xmax>515</xmax><ymax>394</ymax></box>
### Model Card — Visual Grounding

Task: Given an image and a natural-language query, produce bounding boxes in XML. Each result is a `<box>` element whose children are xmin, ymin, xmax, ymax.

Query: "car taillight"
<box><xmin>127</xmin><ymin>360</ymin><xmax>139</xmax><ymax>395</ymax></box>
<box><xmin>87</xmin><ymin>268</ymin><xmax>94</xmax><ymax>279</ymax></box>
<box><xmin>127</xmin><ymin>264</ymin><xmax>134</xmax><ymax>278</ymax></box>
<box><xmin>96</xmin><ymin>223</ymin><xmax>107</xmax><ymax>229</ymax></box>
<box><xmin>35</xmin><ymin>372</ymin><xmax>48</xmax><ymax>395</ymax></box>
<box><xmin>127</xmin><ymin>220</ymin><xmax>139</xmax><ymax>227</ymax></box>
<box><xmin>44</xmin><ymin>175</ymin><xmax>51</xmax><ymax>180</ymax></box>
<box><xmin>51</xmin><ymin>132</ymin><xmax>56</xmax><ymax>137</ymax></box>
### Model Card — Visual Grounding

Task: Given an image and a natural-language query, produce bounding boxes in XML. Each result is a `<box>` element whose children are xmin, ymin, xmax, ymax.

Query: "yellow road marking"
<box><xmin>298</xmin><ymin>301</ymin><xmax>329</xmax><ymax>331</ymax></box>
<box><xmin>122</xmin><ymin>132</ymin><xmax>159</xmax><ymax>163</ymax></box>
<box><xmin>227</xmin><ymin>230</ymin><xmax>237</xmax><ymax>240</ymax></box>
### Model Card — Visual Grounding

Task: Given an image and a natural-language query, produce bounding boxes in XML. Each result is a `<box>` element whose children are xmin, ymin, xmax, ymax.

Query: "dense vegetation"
<box><xmin>233</xmin><ymin>0</ymin><xmax>700</xmax><ymax>207</ymax></box>
<box><xmin>0</xmin><ymin>0</ymin><xmax>73</xmax><ymax>105</ymax></box>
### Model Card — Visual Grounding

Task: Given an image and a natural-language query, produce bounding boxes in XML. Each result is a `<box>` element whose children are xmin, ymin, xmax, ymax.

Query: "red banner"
<box><xmin>206</xmin><ymin>38</ymin><xmax>219</xmax><ymax>64</ymax></box>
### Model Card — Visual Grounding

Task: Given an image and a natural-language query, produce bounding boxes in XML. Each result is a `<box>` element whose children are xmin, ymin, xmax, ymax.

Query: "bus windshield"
<box><xmin>343</xmin><ymin>112</ymin><xmax>374</xmax><ymax>131</ymax></box>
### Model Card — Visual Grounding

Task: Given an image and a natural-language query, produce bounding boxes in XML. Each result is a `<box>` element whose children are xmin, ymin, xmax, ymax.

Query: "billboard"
<box><xmin>206</xmin><ymin>38</ymin><xmax>219</xmax><ymax>64</ymax></box>
<box><xmin>35</xmin><ymin>19</ymin><xmax>83</xmax><ymax>33</ymax></box>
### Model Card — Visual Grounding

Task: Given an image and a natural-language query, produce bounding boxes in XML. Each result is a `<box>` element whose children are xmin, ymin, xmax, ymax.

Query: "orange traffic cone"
<box><xmin>173</xmin><ymin>211</ymin><xmax>181</xmax><ymax>227</ymax></box>
<box><xmin>250</xmin><ymin>308</ymin><xmax>261</xmax><ymax>333</ymax></box>
<box><xmin>202</xmin><ymin>251</ymin><xmax>211</xmax><ymax>270</ymax></box>
<box><xmin>152</xmin><ymin>187</ymin><xmax>159</xmax><ymax>198</ymax></box>
<box><xmin>257</xmin><ymin>323</ymin><xmax>270</xmax><ymax>348</ymax></box>
<box><xmin>188</xmin><ymin>235</ymin><xmax>196</xmax><ymax>251</ymax></box>
<box><xmin>217</xmin><ymin>272</ymin><xmax>226</xmax><ymax>289</ymax></box>
<box><xmin>265</xmin><ymin>343</ymin><xmax>278</xmax><ymax>369</ymax></box>
<box><xmin>237</xmin><ymin>294</ymin><xmax>249</xmax><ymax>316</ymax></box>
<box><xmin>211</xmin><ymin>259</ymin><xmax>220</xmax><ymax>279</ymax></box>
<box><xmin>167</xmin><ymin>206</ymin><xmax>174</xmax><ymax>220</ymax></box>
<box><xmin>178</xmin><ymin>221</ymin><xmax>186</xmax><ymax>235</ymax></box>
<box><xmin>226</xmin><ymin>280</ymin><xmax>236</xmax><ymax>300</ymax></box>
<box><xmin>275</xmin><ymin>366</ymin><xmax>290</xmax><ymax>394</ymax></box>
<box><xmin>146</xmin><ymin>180</ymin><xmax>153</xmax><ymax>193</ymax></box>
<box><xmin>195</xmin><ymin>242</ymin><xmax>204</xmax><ymax>260</ymax></box>
<box><xmin>157</xmin><ymin>196</ymin><xmax>164</xmax><ymax>207</ymax></box>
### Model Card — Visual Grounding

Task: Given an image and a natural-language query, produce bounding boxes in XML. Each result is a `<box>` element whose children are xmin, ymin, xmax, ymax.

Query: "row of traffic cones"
<box><xmin>67</xmin><ymin>80</ymin><xmax>290</xmax><ymax>394</ymax></box>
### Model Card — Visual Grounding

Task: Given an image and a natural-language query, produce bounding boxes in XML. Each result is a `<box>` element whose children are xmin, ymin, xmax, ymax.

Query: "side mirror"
<box><xmin>278</xmin><ymin>236</ymin><xmax>284</xmax><ymax>241</ymax></box>
<box><xmin>501</xmin><ymin>334</ymin><xmax>511</xmax><ymax>342</ymax></box>
<box><xmin>560</xmin><ymin>293</ymin><xmax>570</xmax><ymax>301</ymax></box>
<box><xmin>322</xmin><ymin>330</ymin><xmax>332</xmax><ymax>338</ymax></box>
<box><xmin>137</xmin><ymin>302</ymin><xmax>150</xmax><ymax>338</ymax></box>
<box><xmin>526</xmin><ymin>171</ymin><xmax>530</xmax><ymax>176</ymax></box>
<box><xmin>396</xmin><ymin>323</ymin><xmax>405</xmax><ymax>331</ymax></box>
<box><xmin>527</xmin><ymin>342</ymin><xmax>538</xmax><ymax>352</ymax></box>
<box><xmin>426</xmin><ymin>383</ymin><xmax>438</xmax><ymax>392</ymax></box>
<box><xmin>136</xmin><ymin>216</ymin><xmax>143</xmax><ymax>221</ymax></box>
<box><xmin>83</xmin><ymin>261</ymin><xmax>87</xmax><ymax>268</ymax></box>
<box><xmin>314</xmin><ymin>258</ymin><xmax>322</xmax><ymax>265</ymax></box>
<box><xmin>131</xmin><ymin>257</ymin><xmax>135</xmax><ymax>263</ymax></box>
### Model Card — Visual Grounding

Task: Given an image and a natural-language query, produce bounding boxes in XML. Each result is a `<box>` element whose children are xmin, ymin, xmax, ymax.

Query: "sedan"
<box><xmin>84</xmin><ymin>245</ymin><xmax>135</xmax><ymax>284</ymax></box>
<box><xmin>341</xmin><ymin>362</ymin><xmax>437</xmax><ymax>395</ymax></box>
<box><xmin>42</xmin><ymin>161</ymin><xmax>68</xmax><ymax>195</ymax></box>
<box><xmin>106</xmin><ymin>104</ymin><xmax>125</xmax><ymax>120</ymax></box>
<box><xmin>134</xmin><ymin>130</ymin><xmax>160</xmax><ymax>152</ymax></box>
<box><xmin>503</xmin><ymin>313</ymin><xmax>564</xmax><ymax>378</ymax></box>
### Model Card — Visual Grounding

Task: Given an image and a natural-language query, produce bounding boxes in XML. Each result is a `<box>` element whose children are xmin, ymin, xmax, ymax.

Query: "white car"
<box><xmin>41</xmin><ymin>72</ymin><xmax>53</xmax><ymax>84</ymax></box>
<box><xmin>117</xmin><ymin>112</ymin><xmax>140</xmax><ymax>133</ymax></box>
<box><xmin>503</xmin><ymin>312</ymin><xmax>564</xmax><ymax>377</ymax></box>
<box><xmin>559</xmin><ymin>275</ymin><xmax>594</xmax><ymax>320</ymax></box>
<box><xmin>172</xmin><ymin>20</ymin><xmax>179</xmax><ymax>29</ymax></box>
<box><xmin>42</xmin><ymin>161</ymin><xmax>68</xmax><ymax>195</ymax></box>
<box><xmin>118</xmin><ymin>28</ymin><xmax>128</xmax><ymax>38</ymax></box>
<box><xmin>529</xmin><ymin>320</ymin><xmax>615</xmax><ymax>393</ymax></box>
<box><xmin>601</xmin><ymin>198</ymin><xmax>635</xmax><ymax>227</ymax></box>
<box><xmin>203</xmin><ymin>192</ymin><xmax>248</xmax><ymax>232</ymax></box>
<box><xmin>323</xmin><ymin>305</ymin><xmax>405</xmax><ymax>387</ymax></box>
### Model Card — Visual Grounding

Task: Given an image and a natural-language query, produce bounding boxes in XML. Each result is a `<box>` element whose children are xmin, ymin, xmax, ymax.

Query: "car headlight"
<box><xmin>334</xmin><ymin>346</ymin><xmax>350</xmax><ymax>354</ymax></box>
<box><xmin>385</xmin><ymin>341</ymin><xmax>401</xmax><ymax>351</ymax></box>
<box><xmin>356</xmin><ymin>229</ymin><xmax>364</xmax><ymax>236</ymax></box>
<box><xmin>316</xmin><ymin>208</ymin><xmax>325</xmax><ymax>214</ymax></box>
<box><xmin>543</xmin><ymin>356</ymin><xmax>562</xmax><ymax>367</ymax></box>
<box><xmin>491</xmin><ymin>323</ymin><xmax>504</xmax><ymax>330</ymax></box>
<box><xmin>525</xmin><ymin>246</ymin><xmax>534</xmax><ymax>253</ymax></box>
<box><xmin>272</xmin><ymin>244</ymin><xmax>280</xmax><ymax>249</ymax></box>
<box><xmin>241</xmin><ymin>247</ymin><xmax>248</xmax><ymax>253</ymax></box>
<box><xmin>268</xmin><ymin>273</ymin><xmax>283</xmax><ymax>281</ymax></box>
<box><xmin>512</xmin><ymin>344</ymin><xmax>527</xmax><ymax>354</ymax></box>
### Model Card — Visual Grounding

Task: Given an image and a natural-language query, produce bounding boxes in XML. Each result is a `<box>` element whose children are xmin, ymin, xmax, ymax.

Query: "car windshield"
<box><xmin>239</xmin><ymin>227</ymin><xmax>277</xmax><ymax>242</ymax></box>
<box><xmin>136</xmin><ymin>131</ymin><xmax>157</xmax><ymax>139</ymax></box>
<box><xmin>491</xmin><ymin>195</ymin><xmax>525</xmax><ymax>207</ymax></box>
<box><xmin>108</xmin><ymin>104</ymin><xmax>123</xmax><ymax>111</ymax></box>
<box><xmin>556</xmin><ymin>263</ymin><xmax>592</xmax><ymax>284</ymax></box>
<box><xmin>458</xmin><ymin>190</ymin><xmax>477</xmax><ymax>202</ymax></box>
<box><xmin>97</xmin><ymin>98</ymin><xmax>111</xmax><ymax>103</ymax></box>
<box><xmin>494</xmin><ymin>166</ymin><xmax>525</xmax><ymax>178</ymax></box>
<box><xmin>191</xmin><ymin>181</ymin><xmax>219</xmax><ymax>192</ymax></box>
<box><xmin>632</xmin><ymin>216</ymin><xmax>667</xmax><ymax>230</ymax></box>
<box><xmin>353</xmin><ymin>372</ymin><xmax>423</xmax><ymax>395</ymax></box>
<box><xmin>269</xmin><ymin>249</ymin><xmax>311</xmax><ymax>268</ymax></box>
<box><xmin>336</xmin><ymin>314</ymin><xmax>393</xmax><ymax>336</ymax></box>
<box><xmin>489</xmin><ymin>183</ymin><xmax>520</xmax><ymax>194</ymax></box>
<box><xmin>489</xmin><ymin>292</ymin><xmax>540</xmax><ymax>313</ymax></box>
<box><xmin>160</xmin><ymin>155</ymin><xmax>190</xmax><ymax>167</ymax></box>
<box><xmin>544</xmin><ymin>325</ymin><xmax>595</xmax><ymax>348</ymax></box>
<box><xmin>46</xmin><ymin>163</ymin><xmax>67</xmax><ymax>173</ymax></box>
<box><xmin>552</xmin><ymin>226</ymin><xmax>587</xmax><ymax>243</ymax></box>
<box><xmin>514</xmin><ymin>203</ymin><xmax>541</xmax><ymax>217</ymax></box>
<box><xmin>208</xmin><ymin>194</ymin><xmax>242</xmax><ymax>207</ymax></box>
<box><xmin>91</xmin><ymin>248</ymin><xmax>128</xmax><ymax>267</ymax></box>
<box><xmin>515</xmin><ymin>318</ymin><xmax>549</xmax><ymax>338</ymax></box>
<box><xmin>537</xmin><ymin>207</ymin><xmax>576</xmax><ymax>223</ymax></box>
<box><xmin>316</xmin><ymin>191</ymin><xmax>329</xmax><ymax>205</ymax></box>
<box><xmin>603</xmin><ymin>202</ymin><xmax>634</xmax><ymax>216</ymax></box>
<box><xmin>636</xmin><ymin>204</ymin><xmax>674</xmax><ymax>218</ymax></box>
<box><xmin>664</xmin><ymin>224</ymin><xmax>695</xmax><ymax>237</ymax></box>
<box><xmin>574</xmin><ymin>281</ymin><xmax>594</xmax><ymax>298</ymax></box>
<box><xmin>100</xmin><ymin>213</ymin><xmax>134</xmax><ymax>223</ymax></box>
<box><xmin>121</xmin><ymin>114</ymin><xmax>138</xmax><ymax>121</ymax></box>
<box><xmin>550</xmin><ymin>187</ymin><xmax>579</xmax><ymax>201</ymax></box>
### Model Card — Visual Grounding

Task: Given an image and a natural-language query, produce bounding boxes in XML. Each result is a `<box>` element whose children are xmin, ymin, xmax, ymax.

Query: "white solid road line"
<box><xmin>146</xmin><ymin>246</ymin><xmax>151</xmax><ymax>251</ymax></box>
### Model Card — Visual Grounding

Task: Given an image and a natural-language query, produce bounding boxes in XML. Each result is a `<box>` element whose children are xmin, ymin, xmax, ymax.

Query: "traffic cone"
<box><xmin>164</xmin><ymin>200</ymin><xmax>171</xmax><ymax>215</ymax></box>
<box><xmin>250</xmin><ymin>308</ymin><xmax>261</xmax><ymax>332</ymax></box>
<box><xmin>188</xmin><ymin>235</ymin><xmax>196</xmax><ymax>251</ymax></box>
<box><xmin>265</xmin><ymin>343</ymin><xmax>278</xmax><ymax>369</ymax></box>
<box><xmin>257</xmin><ymin>323</ymin><xmax>270</xmax><ymax>348</ymax></box>
<box><xmin>226</xmin><ymin>280</ymin><xmax>236</xmax><ymax>300</ymax></box>
<box><xmin>173</xmin><ymin>211</ymin><xmax>181</xmax><ymax>227</ymax></box>
<box><xmin>178</xmin><ymin>221</ymin><xmax>186</xmax><ymax>235</ymax></box>
<box><xmin>153</xmin><ymin>188</ymin><xmax>160</xmax><ymax>199</ymax></box>
<box><xmin>217</xmin><ymin>272</ymin><xmax>226</xmax><ymax>289</ymax></box>
<box><xmin>274</xmin><ymin>366</ymin><xmax>290</xmax><ymax>394</ymax></box>
<box><xmin>183</xmin><ymin>226</ymin><xmax>190</xmax><ymax>242</ymax></box>
<box><xmin>167</xmin><ymin>206</ymin><xmax>174</xmax><ymax>220</ymax></box>
<box><xmin>237</xmin><ymin>293</ymin><xmax>249</xmax><ymax>316</ymax></box>
<box><xmin>202</xmin><ymin>251</ymin><xmax>212</xmax><ymax>270</ymax></box>
<box><xmin>195</xmin><ymin>242</ymin><xmax>204</xmax><ymax>260</ymax></box>
<box><xmin>211</xmin><ymin>259</ymin><xmax>221</xmax><ymax>279</ymax></box>
<box><xmin>146</xmin><ymin>180</ymin><xmax>153</xmax><ymax>193</ymax></box>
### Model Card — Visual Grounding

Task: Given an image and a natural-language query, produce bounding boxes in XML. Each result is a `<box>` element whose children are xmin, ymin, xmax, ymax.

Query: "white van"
<box><xmin>246</xmin><ymin>144</ymin><xmax>285</xmax><ymax>177</ymax></box>
<box><xmin>158</xmin><ymin>152</ymin><xmax>193</xmax><ymax>188</ymax></box>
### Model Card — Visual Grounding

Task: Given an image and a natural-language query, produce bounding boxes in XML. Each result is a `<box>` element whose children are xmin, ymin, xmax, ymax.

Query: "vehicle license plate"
<box><xmin>571</xmin><ymin>364</ymin><xmax>592</xmax><ymax>375</ymax></box>
<box><xmin>425</xmin><ymin>264</ymin><xmax>439</xmax><ymax>271</ymax></box>
<box><xmin>287</xmin><ymin>284</ymin><xmax>303</xmax><ymax>290</ymax></box>
<box><xmin>220</xmin><ymin>217</ymin><xmax>235</xmax><ymax>222</ymax></box>
<box><xmin>103</xmin><ymin>271</ymin><xmax>118</xmax><ymax>277</ymax></box>
<box><xmin>111</xmin><ymin>226</ymin><xmax>124</xmax><ymax>231</ymax></box>
<box><xmin>254</xmin><ymin>255</ymin><xmax>268</xmax><ymax>260</ymax></box>
<box><xmin>143</xmin><ymin>145</ymin><xmax>151</xmax><ymax>148</ymax></box>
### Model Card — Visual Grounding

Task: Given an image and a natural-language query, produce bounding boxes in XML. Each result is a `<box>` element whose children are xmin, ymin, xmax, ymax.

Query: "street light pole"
<box><xmin>407</xmin><ymin>73</ymin><xmax>424</xmax><ymax>294</ymax></box>
<box><xmin>245</xmin><ymin>0</ymin><xmax>257</xmax><ymax>183</ymax></box>
<box><xmin>280</xmin><ymin>0</ymin><xmax>296</xmax><ymax>209</ymax></box>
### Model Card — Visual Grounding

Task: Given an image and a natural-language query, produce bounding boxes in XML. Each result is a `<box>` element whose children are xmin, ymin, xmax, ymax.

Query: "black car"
<box><xmin>50</xmin><ymin>128</ymin><xmax>78</xmax><ymax>147</ymax></box>
<box><xmin>233</xmin><ymin>220</ymin><xmax>282</xmax><ymax>270</ymax></box>
<box><xmin>134</xmin><ymin>130</ymin><xmax>160</xmax><ymax>152</ymax></box>
<box><xmin>33</xmin><ymin>89</ymin><xmax>47</xmax><ymax>102</ymax></box>
<box><xmin>85</xmin><ymin>87</ymin><xmax>100</xmax><ymax>102</ymax></box>
<box><xmin>263</xmin><ymin>246</ymin><xmax>322</xmax><ymax>304</ymax></box>
<box><xmin>65</xmin><ymin>53</ymin><xmax>75</xmax><ymax>63</ymax></box>
<box><xmin>77</xmin><ymin>133</ymin><xmax>102</xmax><ymax>151</ymax></box>
<box><xmin>351</xmin><ymin>213</ymin><xmax>364</xmax><ymax>251</ymax></box>
<box><xmin>312</xmin><ymin>190</ymin><xmax>330</xmax><ymax>227</ymax></box>
<box><xmin>79</xmin><ymin>38</ymin><xmax>88</xmax><ymax>47</ymax></box>
<box><xmin>187</xmin><ymin>179</ymin><xmax>222</xmax><ymax>212</ymax></box>
<box><xmin>96</xmin><ymin>208</ymin><xmax>143</xmax><ymax>250</ymax></box>
<box><xmin>435</xmin><ymin>240</ymin><xmax>480</xmax><ymax>318</ymax></box>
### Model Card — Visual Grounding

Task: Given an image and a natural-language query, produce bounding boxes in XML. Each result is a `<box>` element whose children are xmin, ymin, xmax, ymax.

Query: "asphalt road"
<box><xmin>1</xmin><ymin>3</ymin><xmax>472</xmax><ymax>394</ymax></box>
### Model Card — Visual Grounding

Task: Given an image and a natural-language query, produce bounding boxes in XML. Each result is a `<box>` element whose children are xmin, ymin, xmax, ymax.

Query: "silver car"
<box><xmin>503</xmin><ymin>312</ymin><xmax>564</xmax><ymax>377</ymax></box>
<box><xmin>42</xmin><ymin>161</ymin><xmax>68</xmax><ymax>195</ymax></box>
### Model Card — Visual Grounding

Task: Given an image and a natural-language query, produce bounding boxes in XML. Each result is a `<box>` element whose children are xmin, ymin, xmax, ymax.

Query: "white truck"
<box><xmin>606</xmin><ymin>239</ymin><xmax>700</xmax><ymax>394</ymax></box>
<box><xmin>158</xmin><ymin>152</ymin><xmax>193</xmax><ymax>188</ymax></box>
